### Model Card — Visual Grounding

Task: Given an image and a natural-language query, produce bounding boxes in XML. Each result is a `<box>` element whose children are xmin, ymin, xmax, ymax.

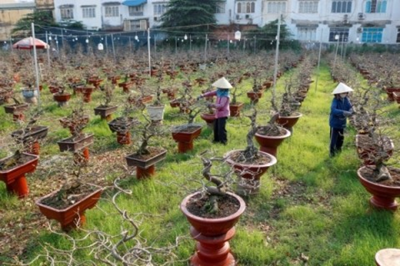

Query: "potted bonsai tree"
<box><xmin>108</xmin><ymin>100</ymin><xmax>139</xmax><ymax>145</ymax></box>
<box><xmin>53</xmin><ymin>83</ymin><xmax>72</xmax><ymax>107</ymax></box>
<box><xmin>146</xmin><ymin>74</ymin><xmax>165</xmax><ymax>125</ymax></box>
<box><xmin>4</xmin><ymin>97</ymin><xmax>29</xmax><ymax>121</ymax></box>
<box><xmin>181</xmin><ymin>152</ymin><xmax>246</xmax><ymax>265</ymax></box>
<box><xmin>20</xmin><ymin>76</ymin><xmax>38</xmax><ymax>105</ymax></box>
<box><xmin>58</xmin><ymin>105</ymin><xmax>94</xmax><ymax>165</ymax></box>
<box><xmin>94</xmin><ymin>82</ymin><xmax>118</xmax><ymax>121</ymax></box>
<box><xmin>125</xmin><ymin>109</ymin><xmax>167</xmax><ymax>179</ymax></box>
<box><xmin>11</xmin><ymin>109</ymin><xmax>48</xmax><ymax>155</ymax></box>
<box><xmin>35</xmin><ymin>163</ymin><xmax>102</xmax><ymax>231</ymax></box>
<box><xmin>229</xmin><ymin>79</ymin><xmax>244</xmax><ymax>117</ymax></box>
<box><xmin>246</xmin><ymin>76</ymin><xmax>264</xmax><ymax>104</ymax></box>
<box><xmin>224</xmin><ymin>108</ymin><xmax>277</xmax><ymax>195</ymax></box>
<box><xmin>275</xmin><ymin>83</ymin><xmax>303</xmax><ymax>133</ymax></box>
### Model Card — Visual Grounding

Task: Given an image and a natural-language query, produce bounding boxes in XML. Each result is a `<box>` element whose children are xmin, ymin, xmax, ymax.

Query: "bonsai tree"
<box><xmin>60</xmin><ymin>104</ymin><xmax>89</xmax><ymax>138</ymax></box>
<box><xmin>99</xmin><ymin>82</ymin><xmax>114</xmax><ymax>107</ymax></box>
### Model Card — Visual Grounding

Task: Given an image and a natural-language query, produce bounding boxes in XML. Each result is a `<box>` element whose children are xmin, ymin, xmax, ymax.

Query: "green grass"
<box><xmin>2</xmin><ymin>56</ymin><xmax>400</xmax><ymax>266</ymax></box>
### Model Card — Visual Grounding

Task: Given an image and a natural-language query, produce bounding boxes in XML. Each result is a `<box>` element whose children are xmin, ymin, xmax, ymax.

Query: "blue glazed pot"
<box><xmin>22</xmin><ymin>89</ymin><xmax>37</xmax><ymax>98</ymax></box>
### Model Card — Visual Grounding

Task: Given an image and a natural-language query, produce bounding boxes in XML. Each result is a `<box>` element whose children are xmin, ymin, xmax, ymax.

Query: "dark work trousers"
<box><xmin>330</xmin><ymin>127</ymin><xmax>344</xmax><ymax>156</ymax></box>
<box><xmin>214</xmin><ymin>117</ymin><xmax>228</xmax><ymax>144</ymax></box>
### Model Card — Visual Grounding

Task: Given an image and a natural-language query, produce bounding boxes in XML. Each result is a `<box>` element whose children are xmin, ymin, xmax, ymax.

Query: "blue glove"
<box><xmin>343</xmin><ymin>111</ymin><xmax>352</xmax><ymax>117</ymax></box>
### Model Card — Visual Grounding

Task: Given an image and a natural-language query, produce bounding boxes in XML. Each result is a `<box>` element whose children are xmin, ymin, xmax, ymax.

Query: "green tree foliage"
<box><xmin>160</xmin><ymin>0</ymin><xmax>218</xmax><ymax>35</ymax></box>
<box><xmin>12</xmin><ymin>10</ymin><xmax>58</xmax><ymax>35</ymax></box>
<box><xmin>249</xmin><ymin>19</ymin><xmax>301</xmax><ymax>51</ymax></box>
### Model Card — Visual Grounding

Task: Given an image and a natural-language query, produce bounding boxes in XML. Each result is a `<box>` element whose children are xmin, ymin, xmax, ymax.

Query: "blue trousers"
<box><xmin>330</xmin><ymin>127</ymin><xmax>344</xmax><ymax>156</ymax></box>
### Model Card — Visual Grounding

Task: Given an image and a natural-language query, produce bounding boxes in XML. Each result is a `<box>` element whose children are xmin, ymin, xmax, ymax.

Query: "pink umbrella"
<box><xmin>13</xmin><ymin>37</ymin><xmax>49</xmax><ymax>50</ymax></box>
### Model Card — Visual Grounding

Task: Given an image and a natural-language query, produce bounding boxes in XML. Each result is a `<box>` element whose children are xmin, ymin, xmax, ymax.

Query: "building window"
<box><xmin>215</xmin><ymin>2</ymin><xmax>226</xmax><ymax>13</ymax></box>
<box><xmin>365</xmin><ymin>0</ymin><xmax>387</xmax><ymax>13</ymax></box>
<box><xmin>397</xmin><ymin>29</ymin><xmax>400</xmax><ymax>43</ymax></box>
<box><xmin>82</xmin><ymin>6</ymin><xmax>96</xmax><ymax>18</ymax></box>
<box><xmin>237</xmin><ymin>1</ymin><xmax>255</xmax><ymax>13</ymax></box>
<box><xmin>329</xmin><ymin>28</ymin><xmax>349</xmax><ymax>42</ymax></box>
<box><xmin>129</xmin><ymin>5</ymin><xmax>144</xmax><ymax>16</ymax></box>
<box><xmin>127</xmin><ymin>19</ymin><xmax>147</xmax><ymax>30</ymax></box>
<box><xmin>60</xmin><ymin>7</ymin><xmax>73</xmax><ymax>20</ymax></box>
<box><xmin>154</xmin><ymin>3</ymin><xmax>167</xmax><ymax>15</ymax></box>
<box><xmin>267</xmin><ymin>1</ymin><xmax>287</xmax><ymax>13</ymax></box>
<box><xmin>299</xmin><ymin>1</ymin><xmax>319</xmax><ymax>13</ymax></box>
<box><xmin>361</xmin><ymin>27</ymin><xmax>383</xmax><ymax>43</ymax></box>
<box><xmin>297</xmin><ymin>27</ymin><xmax>317</xmax><ymax>41</ymax></box>
<box><xmin>105</xmin><ymin>5</ymin><xmax>119</xmax><ymax>17</ymax></box>
<box><xmin>331</xmin><ymin>1</ymin><xmax>352</xmax><ymax>13</ymax></box>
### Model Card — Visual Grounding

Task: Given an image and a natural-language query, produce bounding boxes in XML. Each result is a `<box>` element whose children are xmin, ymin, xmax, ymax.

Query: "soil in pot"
<box><xmin>186</xmin><ymin>193</ymin><xmax>241</xmax><ymax>219</ymax></box>
<box><xmin>228</xmin><ymin>150</ymin><xmax>272</xmax><ymax>165</ymax></box>
<box><xmin>39</xmin><ymin>183</ymin><xmax>98</xmax><ymax>210</ymax></box>
<box><xmin>359</xmin><ymin>167</ymin><xmax>400</xmax><ymax>187</ymax></box>
<box><xmin>0</xmin><ymin>152</ymin><xmax>34</xmax><ymax>171</ymax></box>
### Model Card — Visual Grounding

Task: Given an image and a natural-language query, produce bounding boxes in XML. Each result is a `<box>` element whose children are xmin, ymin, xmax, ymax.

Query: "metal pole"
<box><xmin>227</xmin><ymin>34</ymin><xmax>230</xmax><ymax>56</ymax></box>
<box><xmin>272</xmin><ymin>14</ymin><xmax>281</xmax><ymax>99</ymax></box>
<box><xmin>175</xmin><ymin>36</ymin><xmax>177</xmax><ymax>54</ymax></box>
<box><xmin>334</xmin><ymin>35</ymin><xmax>340</xmax><ymax>67</ymax></box>
<box><xmin>254</xmin><ymin>36</ymin><xmax>256</xmax><ymax>53</ymax></box>
<box><xmin>45</xmin><ymin>31</ymin><xmax>50</xmax><ymax>69</ymax></box>
<box><xmin>31</xmin><ymin>23</ymin><xmax>41</xmax><ymax>105</ymax></box>
<box><xmin>111</xmin><ymin>34</ymin><xmax>116</xmax><ymax>61</ymax></box>
<box><xmin>148</xmin><ymin>28</ymin><xmax>151</xmax><ymax>77</ymax></box>
<box><xmin>189</xmin><ymin>35</ymin><xmax>192</xmax><ymax>52</ymax></box>
<box><xmin>154</xmin><ymin>32</ymin><xmax>157</xmax><ymax>52</ymax></box>
<box><xmin>315</xmin><ymin>29</ymin><xmax>323</xmax><ymax>92</ymax></box>
<box><xmin>204</xmin><ymin>34</ymin><xmax>207</xmax><ymax>61</ymax></box>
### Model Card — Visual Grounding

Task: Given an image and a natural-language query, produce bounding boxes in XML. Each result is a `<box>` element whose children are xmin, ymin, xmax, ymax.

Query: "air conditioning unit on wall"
<box><xmin>343</xmin><ymin>14</ymin><xmax>348</xmax><ymax>23</ymax></box>
<box><xmin>357</xmin><ymin>27</ymin><xmax>363</xmax><ymax>34</ymax></box>
<box><xmin>236</xmin><ymin>14</ymin><xmax>241</xmax><ymax>20</ymax></box>
<box><xmin>358</xmin><ymin>13</ymin><xmax>365</xmax><ymax>20</ymax></box>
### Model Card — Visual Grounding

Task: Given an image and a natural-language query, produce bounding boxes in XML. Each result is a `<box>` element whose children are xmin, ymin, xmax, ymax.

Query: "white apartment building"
<box><xmin>53</xmin><ymin>0</ymin><xmax>400</xmax><ymax>44</ymax></box>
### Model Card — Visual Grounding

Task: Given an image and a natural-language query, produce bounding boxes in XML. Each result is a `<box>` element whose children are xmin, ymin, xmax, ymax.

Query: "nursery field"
<box><xmin>1</xmin><ymin>50</ymin><xmax>400</xmax><ymax>266</ymax></box>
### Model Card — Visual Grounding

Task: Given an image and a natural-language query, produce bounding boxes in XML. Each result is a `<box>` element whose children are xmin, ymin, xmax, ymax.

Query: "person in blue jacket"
<box><xmin>329</xmin><ymin>83</ymin><xmax>354</xmax><ymax>157</ymax></box>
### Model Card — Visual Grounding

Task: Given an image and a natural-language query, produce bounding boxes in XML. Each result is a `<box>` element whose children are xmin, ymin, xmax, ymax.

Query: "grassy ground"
<box><xmin>1</xmin><ymin>59</ymin><xmax>400</xmax><ymax>265</ymax></box>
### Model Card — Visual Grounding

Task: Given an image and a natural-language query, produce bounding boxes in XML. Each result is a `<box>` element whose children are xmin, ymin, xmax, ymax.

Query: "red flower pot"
<box><xmin>181</xmin><ymin>192</ymin><xmax>246</xmax><ymax>266</ymax></box>
<box><xmin>94</xmin><ymin>105</ymin><xmax>118</xmax><ymax>121</ymax></box>
<box><xmin>53</xmin><ymin>93</ymin><xmax>71</xmax><ymax>107</ymax></box>
<box><xmin>172</xmin><ymin>125</ymin><xmax>202</xmax><ymax>153</ymax></box>
<box><xmin>385</xmin><ymin>87</ymin><xmax>400</xmax><ymax>102</ymax></box>
<box><xmin>0</xmin><ymin>153</ymin><xmax>39</xmax><ymax>198</ymax></box>
<box><xmin>36</xmin><ymin>186</ymin><xmax>102</xmax><ymax>231</ymax></box>
<box><xmin>200</xmin><ymin>113</ymin><xmax>216</xmax><ymax>128</ymax></box>
<box><xmin>225</xmin><ymin>150</ymin><xmax>277</xmax><ymax>195</ymax></box>
<box><xmin>247</xmin><ymin>91</ymin><xmax>263</xmax><ymax>104</ymax></box>
<box><xmin>358</xmin><ymin>166</ymin><xmax>400</xmax><ymax>211</ymax></box>
<box><xmin>255</xmin><ymin>127</ymin><xmax>291</xmax><ymax>157</ymax></box>
<box><xmin>276</xmin><ymin>112</ymin><xmax>302</xmax><ymax>132</ymax></box>
<box><xmin>229</xmin><ymin>103</ymin><xmax>244</xmax><ymax>117</ymax></box>
<box><xmin>125</xmin><ymin>148</ymin><xmax>167</xmax><ymax>179</ymax></box>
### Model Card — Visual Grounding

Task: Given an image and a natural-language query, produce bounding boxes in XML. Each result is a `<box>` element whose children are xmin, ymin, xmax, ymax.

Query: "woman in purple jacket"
<box><xmin>329</xmin><ymin>83</ymin><xmax>354</xmax><ymax>157</ymax></box>
<box><xmin>198</xmin><ymin>77</ymin><xmax>232</xmax><ymax>145</ymax></box>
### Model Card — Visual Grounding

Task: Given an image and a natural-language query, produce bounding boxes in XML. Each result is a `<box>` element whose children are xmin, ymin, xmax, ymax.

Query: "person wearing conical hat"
<box><xmin>329</xmin><ymin>82</ymin><xmax>354</xmax><ymax>157</ymax></box>
<box><xmin>197</xmin><ymin>77</ymin><xmax>232</xmax><ymax>145</ymax></box>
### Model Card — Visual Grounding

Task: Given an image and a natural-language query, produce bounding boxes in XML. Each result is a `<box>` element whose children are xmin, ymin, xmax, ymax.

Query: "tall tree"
<box><xmin>12</xmin><ymin>10</ymin><xmax>58</xmax><ymax>36</ymax></box>
<box><xmin>160</xmin><ymin>0</ymin><xmax>218</xmax><ymax>36</ymax></box>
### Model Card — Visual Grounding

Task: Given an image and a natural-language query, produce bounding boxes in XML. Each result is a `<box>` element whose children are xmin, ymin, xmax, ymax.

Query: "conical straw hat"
<box><xmin>332</xmin><ymin>82</ymin><xmax>354</xmax><ymax>94</ymax></box>
<box><xmin>212</xmin><ymin>77</ymin><xmax>233</xmax><ymax>89</ymax></box>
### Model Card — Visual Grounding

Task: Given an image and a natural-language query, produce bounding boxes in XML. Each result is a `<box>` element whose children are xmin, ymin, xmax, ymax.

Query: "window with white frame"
<box><xmin>329</xmin><ymin>27</ymin><xmax>349</xmax><ymax>41</ymax></box>
<box><xmin>216</xmin><ymin>2</ymin><xmax>226</xmax><ymax>13</ymax></box>
<box><xmin>82</xmin><ymin>6</ymin><xmax>95</xmax><ymax>18</ymax></box>
<box><xmin>298</xmin><ymin>1</ymin><xmax>319</xmax><ymax>13</ymax></box>
<box><xmin>154</xmin><ymin>3</ymin><xmax>167</xmax><ymax>16</ymax></box>
<box><xmin>267</xmin><ymin>1</ymin><xmax>287</xmax><ymax>14</ymax></box>
<box><xmin>105</xmin><ymin>5</ymin><xmax>119</xmax><ymax>17</ymax></box>
<box><xmin>60</xmin><ymin>6</ymin><xmax>74</xmax><ymax>20</ymax></box>
<box><xmin>331</xmin><ymin>1</ymin><xmax>352</xmax><ymax>13</ymax></box>
<box><xmin>365</xmin><ymin>0</ymin><xmax>387</xmax><ymax>13</ymax></box>
<box><xmin>237</xmin><ymin>1</ymin><xmax>256</xmax><ymax>13</ymax></box>
<box><xmin>127</xmin><ymin>19</ymin><xmax>147</xmax><ymax>30</ymax></box>
<box><xmin>297</xmin><ymin>27</ymin><xmax>317</xmax><ymax>41</ymax></box>
<box><xmin>129</xmin><ymin>5</ymin><xmax>144</xmax><ymax>16</ymax></box>
<box><xmin>361</xmin><ymin>27</ymin><xmax>383</xmax><ymax>43</ymax></box>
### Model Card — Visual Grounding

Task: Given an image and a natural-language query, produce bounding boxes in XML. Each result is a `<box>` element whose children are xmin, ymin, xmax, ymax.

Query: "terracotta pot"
<box><xmin>58</xmin><ymin>134</ymin><xmax>94</xmax><ymax>154</ymax></box>
<box><xmin>170</xmin><ymin>100</ymin><xmax>180</xmax><ymax>108</ymax></box>
<box><xmin>181</xmin><ymin>191</ymin><xmax>246</xmax><ymax>265</ymax></box>
<box><xmin>276</xmin><ymin>112</ymin><xmax>303</xmax><ymax>132</ymax></box>
<box><xmin>126</xmin><ymin>148</ymin><xmax>167</xmax><ymax>179</ymax></box>
<box><xmin>247</xmin><ymin>91</ymin><xmax>263</xmax><ymax>104</ymax></box>
<box><xmin>385</xmin><ymin>87</ymin><xmax>400</xmax><ymax>102</ymax></box>
<box><xmin>358</xmin><ymin>166</ymin><xmax>400</xmax><ymax>211</ymax></box>
<box><xmin>11</xmin><ymin>126</ymin><xmax>48</xmax><ymax>155</ymax></box>
<box><xmin>36</xmin><ymin>187</ymin><xmax>102</xmax><ymax>231</ymax></box>
<box><xmin>117</xmin><ymin>131</ymin><xmax>131</xmax><ymax>145</ymax></box>
<box><xmin>109</xmin><ymin>75</ymin><xmax>120</xmax><ymax>85</ymax></box>
<box><xmin>94</xmin><ymin>105</ymin><xmax>118</xmax><ymax>121</ymax></box>
<box><xmin>392</xmin><ymin>91</ymin><xmax>400</xmax><ymax>104</ymax></box>
<box><xmin>225</xmin><ymin>149</ymin><xmax>277</xmax><ymax>195</ymax></box>
<box><xmin>229</xmin><ymin>103</ymin><xmax>244</xmax><ymax>117</ymax></box>
<box><xmin>172</xmin><ymin>125</ymin><xmax>202</xmax><ymax>153</ymax></box>
<box><xmin>200</xmin><ymin>113</ymin><xmax>216</xmax><ymax>129</ymax></box>
<box><xmin>119</xmin><ymin>82</ymin><xmax>132</xmax><ymax>93</ymax></box>
<box><xmin>81</xmin><ymin>87</ymin><xmax>94</xmax><ymax>103</ymax></box>
<box><xmin>87</xmin><ymin>78</ymin><xmax>102</xmax><ymax>88</ymax></box>
<box><xmin>53</xmin><ymin>93</ymin><xmax>71</xmax><ymax>107</ymax></box>
<box><xmin>255</xmin><ymin>127</ymin><xmax>291</xmax><ymax>157</ymax></box>
<box><xmin>139</xmin><ymin>95</ymin><xmax>153</xmax><ymax>104</ymax></box>
<box><xmin>4</xmin><ymin>103</ymin><xmax>29</xmax><ymax>114</ymax></box>
<box><xmin>0</xmin><ymin>153</ymin><xmax>39</xmax><ymax>198</ymax></box>
<box><xmin>108</xmin><ymin>117</ymin><xmax>137</xmax><ymax>133</ymax></box>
